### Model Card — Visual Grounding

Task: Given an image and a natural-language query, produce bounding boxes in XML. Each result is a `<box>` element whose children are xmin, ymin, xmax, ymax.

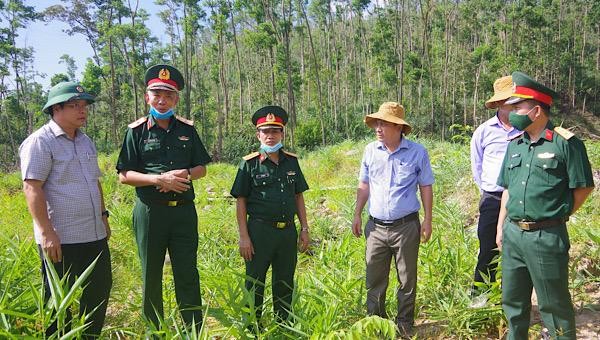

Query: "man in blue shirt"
<box><xmin>469</xmin><ymin>75</ymin><xmax>520</xmax><ymax>305</ymax></box>
<box><xmin>352</xmin><ymin>102</ymin><xmax>434</xmax><ymax>336</ymax></box>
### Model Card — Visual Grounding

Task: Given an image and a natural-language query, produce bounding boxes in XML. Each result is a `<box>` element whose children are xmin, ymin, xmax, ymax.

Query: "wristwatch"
<box><xmin>102</xmin><ymin>210</ymin><xmax>110</xmax><ymax>218</ymax></box>
<box><xmin>187</xmin><ymin>168</ymin><xmax>192</xmax><ymax>180</ymax></box>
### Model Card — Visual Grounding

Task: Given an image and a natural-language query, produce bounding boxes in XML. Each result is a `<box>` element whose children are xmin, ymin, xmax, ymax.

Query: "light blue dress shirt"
<box><xmin>359</xmin><ymin>138</ymin><xmax>435</xmax><ymax>221</ymax></box>
<box><xmin>470</xmin><ymin>114</ymin><xmax>520</xmax><ymax>193</ymax></box>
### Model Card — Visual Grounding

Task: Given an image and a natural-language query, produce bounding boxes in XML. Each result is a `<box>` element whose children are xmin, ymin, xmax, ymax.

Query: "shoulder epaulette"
<box><xmin>554</xmin><ymin>126</ymin><xmax>574</xmax><ymax>140</ymax></box>
<box><xmin>243</xmin><ymin>152</ymin><xmax>260</xmax><ymax>161</ymax></box>
<box><xmin>176</xmin><ymin>115</ymin><xmax>194</xmax><ymax>126</ymax></box>
<box><xmin>508</xmin><ymin>132</ymin><xmax>524</xmax><ymax>141</ymax></box>
<box><xmin>128</xmin><ymin>116</ymin><xmax>148</xmax><ymax>128</ymax></box>
<box><xmin>283</xmin><ymin>150</ymin><xmax>298</xmax><ymax>158</ymax></box>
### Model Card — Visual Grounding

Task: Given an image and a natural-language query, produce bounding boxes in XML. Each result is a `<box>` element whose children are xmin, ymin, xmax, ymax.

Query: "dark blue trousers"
<box><xmin>473</xmin><ymin>191</ymin><xmax>502</xmax><ymax>287</ymax></box>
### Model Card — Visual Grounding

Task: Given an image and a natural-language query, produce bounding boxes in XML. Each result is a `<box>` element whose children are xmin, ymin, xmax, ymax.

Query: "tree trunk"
<box><xmin>227</xmin><ymin>0</ymin><xmax>244</xmax><ymax>123</ymax></box>
<box><xmin>299</xmin><ymin>0</ymin><xmax>325</xmax><ymax>145</ymax></box>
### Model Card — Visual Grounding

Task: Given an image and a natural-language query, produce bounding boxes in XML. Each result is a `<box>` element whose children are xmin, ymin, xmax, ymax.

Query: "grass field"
<box><xmin>0</xmin><ymin>138</ymin><xmax>598</xmax><ymax>339</ymax></box>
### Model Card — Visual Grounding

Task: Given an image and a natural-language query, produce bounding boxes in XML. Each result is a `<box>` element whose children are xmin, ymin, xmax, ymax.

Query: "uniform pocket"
<box><xmin>533</xmin><ymin>157</ymin><xmax>561</xmax><ymax>185</ymax></box>
<box><xmin>172</xmin><ymin>141</ymin><xmax>191</xmax><ymax>162</ymax></box>
<box><xmin>508</xmin><ymin>154</ymin><xmax>522</xmax><ymax>169</ymax></box>
<box><xmin>252</xmin><ymin>173</ymin><xmax>275</xmax><ymax>187</ymax></box>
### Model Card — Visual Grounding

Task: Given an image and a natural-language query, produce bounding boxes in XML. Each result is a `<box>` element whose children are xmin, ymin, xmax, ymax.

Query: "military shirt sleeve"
<box><xmin>293</xmin><ymin>159</ymin><xmax>309</xmax><ymax>194</ymax></box>
<box><xmin>230</xmin><ymin>159</ymin><xmax>251</xmax><ymax>198</ymax></box>
<box><xmin>116</xmin><ymin>128</ymin><xmax>140</xmax><ymax>172</ymax></box>
<box><xmin>191</xmin><ymin>129</ymin><xmax>211</xmax><ymax>166</ymax></box>
<box><xmin>19</xmin><ymin>135</ymin><xmax>52</xmax><ymax>181</ymax></box>
<box><xmin>565</xmin><ymin>138</ymin><xmax>594</xmax><ymax>189</ymax></box>
<box><xmin>496</xmin><ymin>145</ymin><xmax>511</xmax><ymax>188</ymax></box>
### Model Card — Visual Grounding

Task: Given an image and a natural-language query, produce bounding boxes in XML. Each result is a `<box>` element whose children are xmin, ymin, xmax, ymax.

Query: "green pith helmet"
<box><xmin>42</xmin><ymin>82</ymin><xmax>95</xmax><ymax>114</ymax></box>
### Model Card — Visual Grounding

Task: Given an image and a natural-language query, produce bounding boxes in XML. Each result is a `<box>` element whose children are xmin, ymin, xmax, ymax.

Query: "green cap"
<box><xmin>145</xmin><ymin>64</ymin><xmax>184</xmax><ymax>91</ymax></box>
<box><xmin>252</xmin><ymin>105</ymin><xmax>288</xmax><ymax>128</ymax></box>
<box><xmin>42</xmin><ymin>82</ymin><xmax>95</xmax><ymax>114</ymax></box>
<box><xmin>505</xmin><ymin>71</ymin><xmax>558</xmax><ymax>106</ymax></box>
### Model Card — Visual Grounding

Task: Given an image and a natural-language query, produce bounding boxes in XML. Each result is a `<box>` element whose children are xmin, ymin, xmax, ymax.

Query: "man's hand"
<box><xmin>496</xmin><ymin>229</ymin><xmax>503</xmax><ymax>251</ymax></box>
<box><xmin>239</xmin><ymin>234</ymin><xmax>254</xmax><ymax>261</ymax></box>
<box><xmin>351</xmin><ymin>215</ymin><xmax>363</xmax><ymax>237</ymax></box>
<box><xmin>299</xmin><ymin>229</ymin><xmax>310</xmax><ymax>252</ymax></box>
<box><xmin>41</xmin><ymin>228</ymin><xmax>62</xmax><ymax>263</ymax></box>
<box><xmin>156</xmin><ymin>172</ymin><xmax>190</xmax><ymax>193</ymax></box>
<box><xmin>165</xmin><ymin>169</ymin><xmax>189</xmax><ymax>179</ymax></box>
<box><xmin>103</xmin><ymin>215</ymin><xmax>111</xmax><ymax>241</ymax></box>
<box><xmin>420</xmin><ymin>219</ymin><xmax>432</xmax><ymax>243</ymax></box>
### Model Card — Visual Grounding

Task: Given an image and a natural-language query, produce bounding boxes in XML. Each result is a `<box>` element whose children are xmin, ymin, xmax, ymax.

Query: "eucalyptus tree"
<box><xmin>0</xmin><ymin>0</ymin><xmax>37</xmax><ymax>135</ymax></box>
<box><xmin>58</xmin><ymin>54</ymin><xmax>77</xmax><ymax>81</ymax></box>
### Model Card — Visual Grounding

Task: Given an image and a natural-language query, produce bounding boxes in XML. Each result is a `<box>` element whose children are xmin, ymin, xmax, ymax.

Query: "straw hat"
<box><xmin>485</xmin><ymin>76</ymin><xmax>513</xmax><ymax>109</ymax></box>
<box><xmin>364</xmin><ymin>102</ymin><xmax>412</xmax><ymax>135</ymax></box>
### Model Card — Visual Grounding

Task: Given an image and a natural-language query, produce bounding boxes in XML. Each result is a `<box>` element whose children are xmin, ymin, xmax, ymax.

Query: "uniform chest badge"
<box><xmin>511</xmin><ymin>153</ymin><xmax>520</xmax><ymax>158</ymax></box>
<box><xmin>537</xmin><ymin>152</ymin><xmax>555</xmax><ymax>159</ymax></box>
<box><xmin>144</xmin><ymin>138</ymin><xmax>159</xmax><ymax>144</ymax></box>
<box><xmin>255</xmin><ymin>173</ymin><xmax>269</xmax><ymax>179</ymax></box>
<box><xmin>286</xmin><ymin>171</ymin><xmax>296</xmax><ymax>176</ymax></box>
<box><xmin>178</xmin><ymin>136</ymin><xmax>190</xmax><ymax>141</ymax></box>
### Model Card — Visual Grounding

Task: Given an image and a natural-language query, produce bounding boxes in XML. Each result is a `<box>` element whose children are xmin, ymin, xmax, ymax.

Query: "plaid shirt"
<box><xmin>19</xmin><ymin>119</ymin><xmax>106</xmax><ymax>244</ymax></box>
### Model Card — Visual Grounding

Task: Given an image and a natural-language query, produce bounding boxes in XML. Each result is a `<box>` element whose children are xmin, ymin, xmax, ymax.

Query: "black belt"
<box><xmin>149</xmin><ymin>199</ymin><xmax>191</xmax><ymax>207</ymax></box>
<box><xmin>510</xmin><ymin>217</ymin><xmax>568</xmax><ymax>231</ymax></box>
<box><xmin>369</xmin><ymin>212</ymin><xmax>419</xmax><ymax>227</ymax></box>
<box><xmin>483</xmin><ymin>191</ymin><xmax>503</xmax><ymax>199</ymax></box>
<box><xmin>250</xmin><ymin>217</ymin><xmax>294</xmax><ymax>229</ymax></box>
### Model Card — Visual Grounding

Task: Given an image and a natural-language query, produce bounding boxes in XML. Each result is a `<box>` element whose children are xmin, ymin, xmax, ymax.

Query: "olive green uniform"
<box><xmin>116</xmin><ymin>114</ymin><xmax>211</xmax><ymax>329</ymax></box>
<box><xmin>497</xmin><ymin>123</ymin><xmax>594</xmax><ymax>339</ymax></box>
<box><xmin>230</xmin><ymin>149</ymin><xmax>309</xmax><ymax>321</ymax></box>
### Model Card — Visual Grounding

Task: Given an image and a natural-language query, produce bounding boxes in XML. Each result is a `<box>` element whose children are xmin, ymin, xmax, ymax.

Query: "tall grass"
<box><xmin>0</xmin><ymin>138</ymin><xmax>598</xmax><ymax>338</ymax></box>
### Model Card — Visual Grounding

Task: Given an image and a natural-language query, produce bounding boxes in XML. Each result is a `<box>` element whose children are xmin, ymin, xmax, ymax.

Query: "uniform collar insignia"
<box><xmin>544</xmin><ymin>129</ymin><xmax>554</xmax><ymax>141</ymax></box>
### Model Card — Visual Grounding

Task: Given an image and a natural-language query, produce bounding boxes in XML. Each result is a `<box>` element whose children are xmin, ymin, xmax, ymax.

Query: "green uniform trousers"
<box><xmin>245</xmin><ymin>218</ymin><xmax>298</xmax><ymax>322</ymax></box>
<box><xmin>502</xmin><ymin>220</ymin><xmax>575</xmax><ymax>339</ymax></box>
<box><xmin>133</xmin><ymin>198</ymin><xmax>202</xmax><ymax>330</ymax></box>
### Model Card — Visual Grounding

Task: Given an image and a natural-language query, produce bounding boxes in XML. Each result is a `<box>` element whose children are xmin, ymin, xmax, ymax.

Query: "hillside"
<box><xmin>0</xmin><ymin>138</ymin><xmax>598</xmax><ymax>338</ymax></box>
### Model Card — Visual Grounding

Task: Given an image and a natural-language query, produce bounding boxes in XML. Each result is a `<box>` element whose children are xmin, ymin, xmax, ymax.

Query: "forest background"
<box><xmin>1</xmin><ymin>0</ymin><xmax>599</xmax><ymax>338</ymax></box>
<box><xmin>1</xmin><ymin>0</ymin><xmax>600</xmax><ymax>169</ymax></box>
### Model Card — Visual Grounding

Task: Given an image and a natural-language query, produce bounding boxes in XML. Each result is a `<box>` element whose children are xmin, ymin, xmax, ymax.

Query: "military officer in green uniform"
<box><xmin>496</xmin><ymin>71</ymin><xmax>594</xmax><ymax>339</ymax></box>
<box><xmin>116</xmin><ymin>64</ymin><xmax>211</xmax><ymax>332</ymax></box>
<box><xmin>230</xmin><ymin>105</ymin><xmax>310</xmax><ymax>328</ymax></box>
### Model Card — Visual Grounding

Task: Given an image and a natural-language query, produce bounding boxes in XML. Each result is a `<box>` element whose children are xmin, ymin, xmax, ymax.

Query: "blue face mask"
<box><xmin>260</xmin><ymin>142</ymin><xmax>283</xmax><ymax>154</ymax></box>
<box><xmin>149</xmin><ymin>106</ymin><xmax>175</xmax><ymax>120</ymax></box>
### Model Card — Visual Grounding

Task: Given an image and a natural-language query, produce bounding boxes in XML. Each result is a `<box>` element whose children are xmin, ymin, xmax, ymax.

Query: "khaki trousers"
<box><xmin>365</xmin><ymin>216</ymin><xmax>420</xmax><ymax>326</ymax></box>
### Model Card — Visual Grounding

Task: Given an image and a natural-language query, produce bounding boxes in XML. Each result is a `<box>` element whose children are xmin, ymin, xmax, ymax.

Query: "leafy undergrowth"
<box><xmin>0</xmin><ymin>138</ymin><xmax>598</xmax><ymax>338</ymax></box>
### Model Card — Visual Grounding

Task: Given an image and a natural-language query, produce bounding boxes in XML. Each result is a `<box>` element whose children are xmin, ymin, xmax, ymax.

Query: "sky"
<box><xmin>14</xmin><ymin>0</ymin><xmax>164</xmax><ymax>90</ymax></box>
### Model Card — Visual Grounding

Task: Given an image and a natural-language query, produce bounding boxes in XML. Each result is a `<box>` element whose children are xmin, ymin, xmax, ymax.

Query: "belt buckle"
<box><xmin>275</xmin><ymin>222</ymin><xmax>287</xmax><ymax>229</ymax></box>
<box><xmin>517</xmin><ymin>221</ymin><xmax>533</xmax><ymax>230</ymax></box>
<box><xmin>168</xmin><ymin>200</ymin><xmax>178</xmax><ymax>207</ymax></box>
